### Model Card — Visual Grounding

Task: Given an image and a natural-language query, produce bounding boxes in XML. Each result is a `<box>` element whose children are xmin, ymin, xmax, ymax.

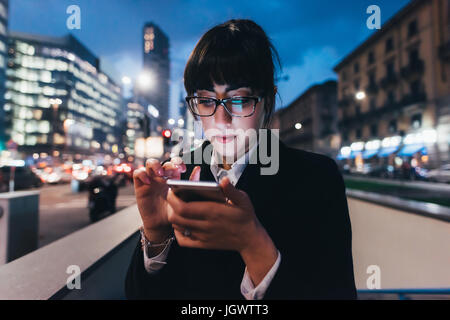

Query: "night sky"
<box><xmin>9</xmin><ymin>0</ymin><xmax>411</xmax><ymax>117</ymax></box>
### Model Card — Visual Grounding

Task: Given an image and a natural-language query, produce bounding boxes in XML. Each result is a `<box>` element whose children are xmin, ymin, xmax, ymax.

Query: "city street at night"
<box><xmin>37</xmin><ymin>182</ymin><xmax>136</xmax><ymax>248</ymax></box>
<box><xmin>0</xmin><ymin>0</ymin><xmax>449</xmax><ymax>305</ymax></box>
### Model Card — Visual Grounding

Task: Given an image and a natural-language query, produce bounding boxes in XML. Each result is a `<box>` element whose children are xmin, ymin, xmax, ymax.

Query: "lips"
<box><xmin>215</xmin><ymin>135</ymin><xmax>235</xmax><ymax>144</ymax></box>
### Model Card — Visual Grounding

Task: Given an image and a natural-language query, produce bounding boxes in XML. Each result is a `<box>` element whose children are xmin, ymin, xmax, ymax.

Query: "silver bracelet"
<box><xmin>139</xmin><ymin>227</ymin><xmax>174</xmax><ymax>251</ymax></box>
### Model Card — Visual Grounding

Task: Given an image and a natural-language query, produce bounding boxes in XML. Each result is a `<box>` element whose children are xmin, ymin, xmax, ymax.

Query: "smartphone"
<box><xmin>166</xmin><ymin>179</ymin><xmax>227</xmax><ymax>203</ymax></box>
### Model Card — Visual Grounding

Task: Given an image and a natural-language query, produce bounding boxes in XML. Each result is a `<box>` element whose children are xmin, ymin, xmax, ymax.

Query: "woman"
<box><xmin>126</xmin><ymin>19</ymin><xmax>356</xmax><ymax>300</ymax></box>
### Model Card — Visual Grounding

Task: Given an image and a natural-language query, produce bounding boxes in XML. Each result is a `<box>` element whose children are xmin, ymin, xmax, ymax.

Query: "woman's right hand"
<box><xmin>133</xmin><ymin>157</ymin><xmax>201</xmax><ymax>243</ymax></box>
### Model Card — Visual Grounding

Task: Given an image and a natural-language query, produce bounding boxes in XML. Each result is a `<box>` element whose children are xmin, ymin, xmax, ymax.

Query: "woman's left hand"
<box><xmin>166</xmin><ymin>176</ymin><xmax>266</xmax><ymax>254</ymax></box>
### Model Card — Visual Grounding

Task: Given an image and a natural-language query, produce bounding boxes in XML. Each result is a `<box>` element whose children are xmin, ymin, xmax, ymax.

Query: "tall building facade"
<box><xmin>334</xmin><ymin>0</ymin><xmax>450</xmax><ymax>168</ymax></box>
<box><xmin>0</xmin><ymin>0</ymin><xmax>8</xmax><ymax>151</ymax></box>
<box><xmin>139</xmin><ymin>22</ymin><xmax>170</xmax><ymax>129</ymax></box>
<box><xmin>271</xmin><ymin>80</ymin><xmax>340</xmax><ymax>157</ymax></box>
<box><xmin>4</xmin><ymin>32</ymin><xmax>122</xmax><ymax>161</ymax></box>
<box><xmin>124</xmin><ymin>99</ymin><xmax>150</xmax><ymax>158</ymax></box>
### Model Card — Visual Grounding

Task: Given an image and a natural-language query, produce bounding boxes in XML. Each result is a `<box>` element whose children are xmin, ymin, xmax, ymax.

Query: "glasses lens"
<box><xmin>189</xmin><ymin>97</ymin><xmax>216</xmax><ymax>116</ymax></box>
<box><xmin>225</xmin><ymin>97</ymin><xmax>255</xmax><ymax>116</ymax></box>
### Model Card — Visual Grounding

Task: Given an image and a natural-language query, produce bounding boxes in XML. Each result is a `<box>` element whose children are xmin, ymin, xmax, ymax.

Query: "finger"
<box><xmin>166</xmin><ymin>189</ymin><xmax>208</xmax><ymax>220</ymax></box>
<box><xmin>146</xmin><ymin>158</ymin><xmax>164</xmax><ymax>178</ymax></box>
<box><xmin>133</xmin><ymin>167</ymin><xmax>151</xmax><ymax>187</ymax></box>
<box><xmin>172</xmin><ymin>224</ymin><xmax>208</xmax><ymax>241</ymax></box>
<box><xmin>220</xmin><ymin>177</ymin><xmax>250</xmax><ymax>207</ymax></box>
<box><xmin>189</xmin><ymin>166</ymin><xmax>201</xmax><ymax>181</ymax></box>
<box><xmin>170</xmin><ymin>157</ymin><xmax>187</xmax><ymax>173</ymax></box>
<box><xmin>173</xmin><ymin>228</ymin><xmax>206</xmax><ymax>248</ymax></box>
<box><xmin>172</xmin><ymin>224</ymin><xmax>198</xmax><ymax>240</ymax></box>
<box><xmin>162</xmin><ymin>162</ymin><xmax>183</xmax><ymax>180</ymax></box>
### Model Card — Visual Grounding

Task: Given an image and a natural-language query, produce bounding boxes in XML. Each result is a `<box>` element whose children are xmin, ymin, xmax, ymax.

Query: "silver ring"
<box><xmin>183</xmin><ymin>228</ymin><xmax>191</xmax><ymax>237</ymax></box>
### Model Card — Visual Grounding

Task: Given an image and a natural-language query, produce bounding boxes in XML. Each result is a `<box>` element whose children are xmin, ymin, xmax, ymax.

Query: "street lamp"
<box><xmin>137</xmin><ymin>71</ymin><xmax>155</xmax><ymax>90</ymax></box>
<box><xmin>121</xmin><ymin>76</ymin><xmax>131</xmax><ymax>85</ymax></box>
<box><xmin>295</xmin><ymin>122</ymin><xmax>302</xmax><ymax>130</ymax></box>
<box><xmin>355</xmin><ymin>91</ymin><xmax>366</xmax><ymax>100</ymax></box>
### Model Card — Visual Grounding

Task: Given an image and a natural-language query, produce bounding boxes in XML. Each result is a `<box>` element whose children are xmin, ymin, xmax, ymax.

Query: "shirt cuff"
<box><xmin>240</xmin><ymin>250</ymin><xmax>281</xmax><ymax>300</ymax></box>
<box><xmin>142</xmin><ymin>238</ymin><xmax>173</xmax><ymax>273</ymax></box>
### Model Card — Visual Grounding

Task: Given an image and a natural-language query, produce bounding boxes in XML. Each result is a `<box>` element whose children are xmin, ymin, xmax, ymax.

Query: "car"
<box><xmin>425</xmin><ymin>164</ymin><xmax>450</xmax><ymax>183</ymax></box>
<box><xmin>43</xmin><ymin>167</ymin><xmax>72</xmax><ymax>184</ymax></box>
<box><xmin>0</xmin><ymin>165</ymin><xmax>44</xmax><ymax>191</ymax></box>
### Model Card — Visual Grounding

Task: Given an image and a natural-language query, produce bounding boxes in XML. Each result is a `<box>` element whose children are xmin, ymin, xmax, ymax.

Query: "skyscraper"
<box><xmin>4</xmin><ymin>32</ymin><xmax>122</xmax><ymax>160</ymax></box>
<box><xmin>139</xmin><ymin>22</ymin><xmax>170</xmax><ymax>129</ymax></box>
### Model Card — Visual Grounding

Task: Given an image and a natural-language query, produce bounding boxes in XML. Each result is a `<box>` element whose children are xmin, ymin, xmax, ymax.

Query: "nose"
<box><xmin>214</xmin><ymin>101</ymin><xmax>232</xmax><ymax>124</ymax></box>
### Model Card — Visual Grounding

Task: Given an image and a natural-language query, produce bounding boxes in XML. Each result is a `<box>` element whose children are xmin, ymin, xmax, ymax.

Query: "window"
<box><xmin>388</xmin><ymin>119</ymin><xmax>397</xmax><ymax>133</ymax></box>
<box><xmin>354</xmin><ymin>63</ymin><xmax>359</xmax><ymax>74</ymax></box>
<box><xmin>411</xmin><ymin>114</ymin><xmax>422</xmax><ymax>129</ymax></box>
<box><xmin>409</xmin><ymin>48</ymin><xmax>419</xmax><ymax>64</ymax></box>
<box><xmin>408</xmin><ymin>19</ymin><xmax>418</xmax><ymax>38</ymax></box>
<box><xmin>410</xmin><ymin>80</ymin><xmax>421</xmax><ymax>93</ymax></box>
<box><xmin>370</xmin><ymin>97</ymin><xmax>376</xmax><ymax>111</ymax></box>
<box><xmin>342</xmin><ymin>86</ymin><xmax>349</xmax><ymax>99</ymax></box>
<box><xmin>368</xmin><ymin>51</ymin><xmax>375</xmax><ymax>64</ymax></box>
<box><xmin>387</xmin><ymin>90</ymin><xmax>396</xmax><ymax>104</ymax></box>
<box><xmin>342</xmin><ymin>70</ymin><xmax>347</xmax><ymax>81</ymax></box>
<box><xmin>354</xmin><ymin>79</ymin><xmax>360</xmax><ymax>90</ymax></box>
<box><xmin>368</xmin><ymin>71</ymin><xmax>376</xmax><ymax>86</ymax></box>
<box><xmin>343</xmin><ymin>131</ymin><xmax>349</xmax><ymax>142</ymax></box>
<box><xmin>385</xmin><ymin>37</ymin><xmax>394</xmax><ymax>53</ymax></box>
<box><xmin>386</xmin><ymin>61</ymin><xmax>395</xmax><ymax>77</ymax></box>
<box><xmin>356</xmin><ymin>128</ymin><xmax>362</xmax><ymax>139</ymax></box>
<box><xmin>370</xmin><ymin>124</ymin><xmax>378</xmax><ymax>136</ymax></box>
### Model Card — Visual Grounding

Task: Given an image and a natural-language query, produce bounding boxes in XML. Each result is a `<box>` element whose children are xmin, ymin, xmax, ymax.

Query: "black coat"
<box><xmin>125</xmin><ymin>137</ymin><xmax>356</xmax><ymax>299</ymax></box>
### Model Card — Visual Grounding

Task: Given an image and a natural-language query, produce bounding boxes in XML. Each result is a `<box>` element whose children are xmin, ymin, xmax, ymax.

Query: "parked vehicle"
<box><xmin>366</xmin><ymin>164</ymin><xmax>396</xmax><ymax>178</ymax></box>
<box><xmin>425</xmin><ymin>164</ymin><xmax>450</xmax><ymax>183</ymax></box>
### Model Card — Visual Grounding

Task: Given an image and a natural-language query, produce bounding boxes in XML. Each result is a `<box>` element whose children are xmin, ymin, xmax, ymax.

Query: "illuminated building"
<box><xmin>271</xmin><ymin>80</ymin><xmax>340</xmax><ymax>158</ymax></box>
<box><xmin>334</xmin><ymin>0</ymin><xmax>450</xmax><ymax>168</ymax></box>
<box><xmin>4</xmin><ymin>31</ymin><xmax>122</xmax><ymax>160</ymax></box>
<box><xmin>137</xmin><ymin>22</ymin><xmax>170</xmax><ymax>128</ymax></box>
<box><xmin>0</xmin><ymin>0</ymin><xmax>8</xmax><ymax>151</ymax></box>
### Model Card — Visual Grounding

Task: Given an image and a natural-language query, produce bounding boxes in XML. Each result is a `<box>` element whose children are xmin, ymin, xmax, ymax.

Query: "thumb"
<box><xmin>220</xmin><ymin>177</ymin><xmax>250</xmax><ymax>207</ymax></box>
<box><xmin>189</xmin><ymin>166</ymin><xmax>201</xmax><ymax>181</ymax></box>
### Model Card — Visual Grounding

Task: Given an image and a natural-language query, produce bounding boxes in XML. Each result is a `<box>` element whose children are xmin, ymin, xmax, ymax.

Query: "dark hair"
<box><xmin>184</xmin><ymin>19</ymin><xmax>282</xmax><ymax>127</ymax></box>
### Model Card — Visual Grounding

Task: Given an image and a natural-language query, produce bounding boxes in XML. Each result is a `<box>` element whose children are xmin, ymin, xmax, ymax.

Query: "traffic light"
<box><xmin>162</xmin><ymin>129</ymin><xmax>172</xmax><ymax>146</ymax></box>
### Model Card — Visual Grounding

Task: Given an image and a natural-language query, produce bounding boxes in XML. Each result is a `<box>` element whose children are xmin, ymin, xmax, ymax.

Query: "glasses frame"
<box><xmin>185</xmin><ymin>95</ymin><xmax>262</xmax><ymax>117</ymax></box>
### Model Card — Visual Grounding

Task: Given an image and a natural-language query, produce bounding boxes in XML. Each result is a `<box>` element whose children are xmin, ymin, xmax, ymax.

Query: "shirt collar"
<box><xmin>210</xmin><ymin>141</ymin><xmax>258</xmax><ymax>186</ymax></box>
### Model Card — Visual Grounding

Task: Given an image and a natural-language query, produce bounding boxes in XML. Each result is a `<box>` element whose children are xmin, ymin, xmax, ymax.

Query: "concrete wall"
<box><xmin>348</xmin><ymin>197</ymin><xmax>450</xmax><ymax>290</ymax></box>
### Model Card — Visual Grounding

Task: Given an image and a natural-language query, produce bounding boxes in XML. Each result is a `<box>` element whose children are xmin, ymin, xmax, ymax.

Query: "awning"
<box><xmin>362</xmin><ymin>149</ymin><xmax>379</xmax><ymax>159</ymax></box>
<box><xmin>397</xmin><ymin>144</ymin><xmax>426</xmax><ymax>157</ymax></box>
<box><xmin>377</xmin><ymin>146</ymin><xmax>398</xmax><ymax>157</ymax></box>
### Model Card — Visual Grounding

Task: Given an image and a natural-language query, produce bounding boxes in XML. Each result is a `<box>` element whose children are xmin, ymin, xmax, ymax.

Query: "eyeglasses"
<box><xmin>185</xmin><ymin>96</ymin><xmax>261</xmax><ymax>117</ymax></box>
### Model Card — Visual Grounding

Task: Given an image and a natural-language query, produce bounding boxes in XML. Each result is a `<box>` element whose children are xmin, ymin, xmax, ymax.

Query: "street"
<box><xmin>38</xmin><ymin>181</ymin><xmax>136</xmax><ymax>248</ymax></box>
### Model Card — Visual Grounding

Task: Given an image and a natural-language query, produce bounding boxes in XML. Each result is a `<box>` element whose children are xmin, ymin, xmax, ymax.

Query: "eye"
<box><xmin>229</xmin><ymin>97</ymin><xmax>253</xmax><ymax>106</ymax></box>
<box><xmin>198</xmin><ymin>98</ymin><xmax>215</xmax><ymax>106</ymax></box>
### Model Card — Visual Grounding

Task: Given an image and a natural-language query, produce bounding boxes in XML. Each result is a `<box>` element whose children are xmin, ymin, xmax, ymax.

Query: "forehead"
<box><xmin>197</xmin><ymin>83</ymin><xmax>252</xmax><ymax>94</ymax></box>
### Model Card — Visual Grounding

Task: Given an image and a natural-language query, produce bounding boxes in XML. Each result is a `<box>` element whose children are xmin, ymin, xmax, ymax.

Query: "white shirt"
<box><xmin>142</xmin><ymin>141</ymin><xmax>281</xmax><ymax>300</ymax></box>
